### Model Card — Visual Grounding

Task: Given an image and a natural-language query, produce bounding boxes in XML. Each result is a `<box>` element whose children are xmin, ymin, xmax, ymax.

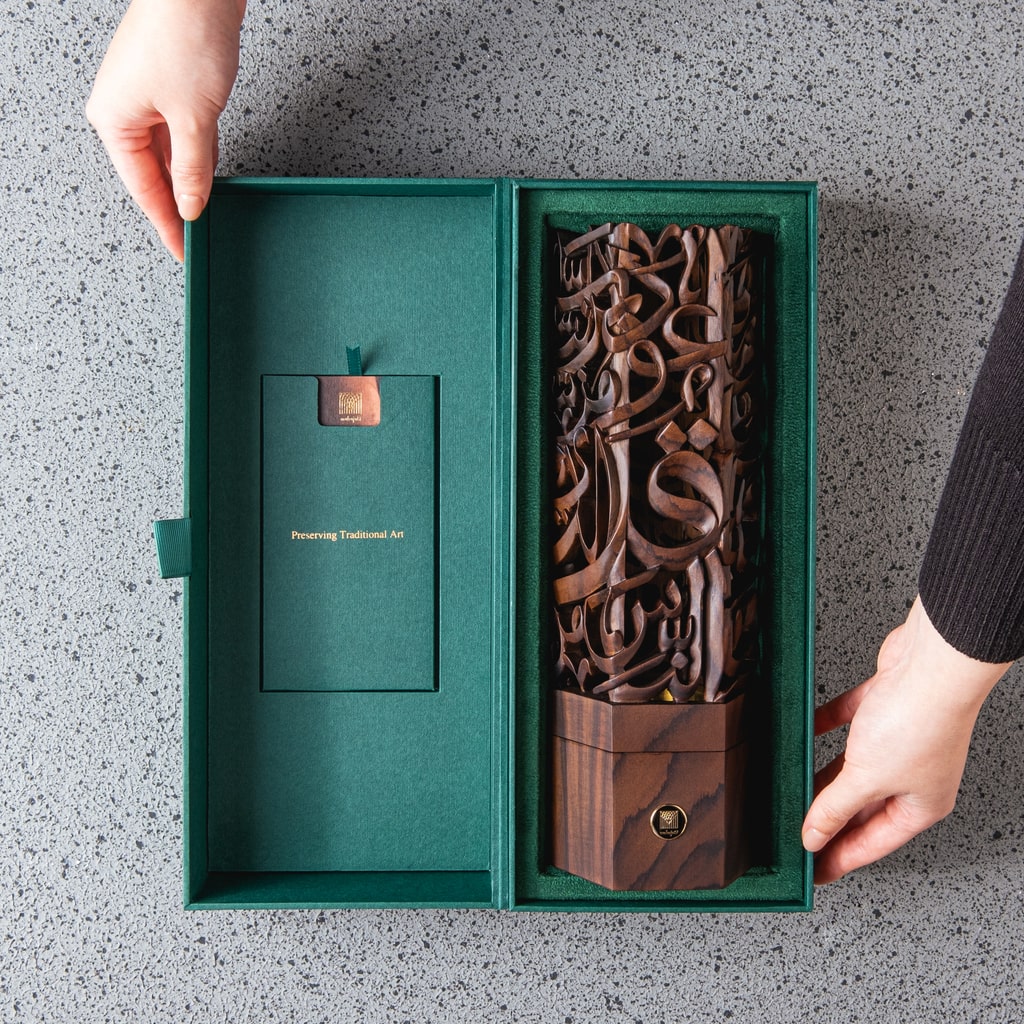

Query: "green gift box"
<box><xmin>155</xmin><ymin>177</ymin><xmax>816</xmax><ymax>911</ymax></box>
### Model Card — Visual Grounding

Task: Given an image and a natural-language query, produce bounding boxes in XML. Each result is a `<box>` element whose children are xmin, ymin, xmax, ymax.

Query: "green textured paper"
<box><xmin>261</xmin><ymin>374</ymin><xmax>437</xmax><ymax>692</ymax></box>
<box><xmin>198</xmin><ymin>185</ymin><xmax>501</xmax><ymax>879</ymax></box>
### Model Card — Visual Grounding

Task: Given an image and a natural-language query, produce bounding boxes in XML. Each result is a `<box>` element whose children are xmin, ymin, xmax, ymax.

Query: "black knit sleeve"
<box><xmin>918</xmin><ymin>236</ymin><xmax>1024</xmax><ymax>663</ymax></box>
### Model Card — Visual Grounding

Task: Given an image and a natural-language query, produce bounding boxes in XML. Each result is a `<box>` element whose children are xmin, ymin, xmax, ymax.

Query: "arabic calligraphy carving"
<box><xmin>552</xmin><ymin>222</ymin><xmax>763</xmax><ymax>704</ymax></box>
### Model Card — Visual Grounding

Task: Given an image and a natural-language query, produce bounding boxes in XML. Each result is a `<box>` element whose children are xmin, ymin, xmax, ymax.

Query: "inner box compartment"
<box><xmin>510</xmin><ymin>182</ymin><xmax>815</xmax><ymax>911</ymax></box>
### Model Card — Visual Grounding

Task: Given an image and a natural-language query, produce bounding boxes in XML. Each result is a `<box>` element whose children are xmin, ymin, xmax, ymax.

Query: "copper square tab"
<box><xmin>317</xmin><ymin>375</ymin><xmax>381</xmax><ymax>427</ymax></box>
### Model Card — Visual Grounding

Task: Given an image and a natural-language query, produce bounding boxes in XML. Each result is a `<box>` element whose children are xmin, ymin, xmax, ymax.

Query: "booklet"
<box><xmin>260</xmin><ymin>373</ymin><xmax>438</xmax><ymax>692</ymax></box>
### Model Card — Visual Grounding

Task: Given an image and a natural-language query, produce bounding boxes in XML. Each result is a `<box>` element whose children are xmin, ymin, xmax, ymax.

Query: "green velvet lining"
<box><xmin>511</xmin><ymin>182</ymin><xmax>816</xmax><ymax>911</ymax></box>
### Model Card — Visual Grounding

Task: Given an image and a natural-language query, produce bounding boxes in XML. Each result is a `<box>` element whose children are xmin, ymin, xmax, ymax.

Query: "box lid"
<box><xmin>180</xmin><ymin>178</ymin><xmax>513</xmax><ymax>908</ymax></box>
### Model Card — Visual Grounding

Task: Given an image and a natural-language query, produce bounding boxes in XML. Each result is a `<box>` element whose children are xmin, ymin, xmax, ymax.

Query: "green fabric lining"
<box><xmin>511</xmin><ymin>183</ymin><xmax>816</xmax><ymax>910</ymax></box>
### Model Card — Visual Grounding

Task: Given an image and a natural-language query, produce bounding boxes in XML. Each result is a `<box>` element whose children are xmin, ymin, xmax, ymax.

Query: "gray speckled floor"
<box><xmin>3</xmin><ymin>0</ymin><xmax>1024</xmax><ymax>1020</ymax></box>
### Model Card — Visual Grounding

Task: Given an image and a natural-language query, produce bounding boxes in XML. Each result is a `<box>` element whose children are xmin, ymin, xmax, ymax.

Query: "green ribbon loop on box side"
<box><xmin>153</xmin><ymin>518</ymin><xmax>192</xmax><ymax>578</ymax></box>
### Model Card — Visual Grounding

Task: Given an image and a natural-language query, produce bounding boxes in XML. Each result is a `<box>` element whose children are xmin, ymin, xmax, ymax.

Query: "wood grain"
<box><xmin>551</xmin><ymin>691</ymin><xmax>750</xmax><ymax>891</ymax></box>
<box><xmin>551</xmin><ymin>223</ymin><xmax>763</xmax><ymax>705</ymax></box>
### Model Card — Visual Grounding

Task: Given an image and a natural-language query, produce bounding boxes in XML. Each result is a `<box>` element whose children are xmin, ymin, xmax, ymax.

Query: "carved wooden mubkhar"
<box><xmin>549</xmin><ymin>222</ymin><xmax>763</xmax><ymax>891</ymax></box>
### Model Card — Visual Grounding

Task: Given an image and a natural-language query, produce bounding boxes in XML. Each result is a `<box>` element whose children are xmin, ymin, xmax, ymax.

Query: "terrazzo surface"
<box><xmin>3</xmin><ymin>0</ymin><xmax>1024</xmax><ymax>1020</ymax></box>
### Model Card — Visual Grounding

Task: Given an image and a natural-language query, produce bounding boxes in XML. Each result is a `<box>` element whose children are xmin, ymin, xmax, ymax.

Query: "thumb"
<box><xmin>167</xmin><ymin>115</ymin><xmax>218</xmax><ymax>222</ymax></box>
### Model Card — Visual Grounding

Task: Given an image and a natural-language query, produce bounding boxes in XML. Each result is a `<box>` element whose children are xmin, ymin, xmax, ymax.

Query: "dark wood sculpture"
<box><xmin>552</xmin><ymin>222</ymin><xmax>762</xmax><ymax>705</ymax></box>
<box><xmin>550</xmin><ymin>222</ymin><xmax>763</xmax><ymax>891</ymax></box>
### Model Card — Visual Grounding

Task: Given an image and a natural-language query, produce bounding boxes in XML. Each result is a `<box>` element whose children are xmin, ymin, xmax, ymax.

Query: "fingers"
<box><xmin>811</xmin><ymin>801</ymin><xmax>931</xmax><ymax>885</ymax></box>
<box><xmin>802</xmin><ymin>761</ymin><xmax>881</xmax><ymax>855</ymax></box>
<box><xmin>812</xmin><ymin>751</ymin><xmax>845</xmax><ymax>796</ymax></box>
<box><xmin>89</xmin><ymin>113</ymin><xmax>218</xmax><ymax>263</ymax></box>
<box><xmin>804</xmin><ymin>749</ymin><xmax>946</xmax><ymax>884</ymax></box>
<box><xmin>800</xmin><ymin>602</ymin><xmax>1002</xmax><ymax>885</ymax></box>
<box><xmin>96</xmin><ymin>124</ymin><xmax>185</xmax><ymax>261</ymax></box>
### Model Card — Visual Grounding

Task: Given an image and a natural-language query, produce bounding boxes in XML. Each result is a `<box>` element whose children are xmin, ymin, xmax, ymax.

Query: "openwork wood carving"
<box><xmin>552</xmin><ymin>222</ymin><xmax>763</xmax><ymax>704</ymax></box>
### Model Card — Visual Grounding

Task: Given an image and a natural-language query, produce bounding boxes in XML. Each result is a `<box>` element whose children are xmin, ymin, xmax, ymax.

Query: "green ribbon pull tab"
<box><xmin>346</xmin><ymin>345</ymin><xmax>363</xmax><ymax>376</ymax></box>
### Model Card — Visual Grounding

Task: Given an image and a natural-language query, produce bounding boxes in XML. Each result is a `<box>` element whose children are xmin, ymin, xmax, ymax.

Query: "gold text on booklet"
<box><xmin>289</xmin><ymin>530</ymin><xmax>406</xmax><ymax>541</ymax></box>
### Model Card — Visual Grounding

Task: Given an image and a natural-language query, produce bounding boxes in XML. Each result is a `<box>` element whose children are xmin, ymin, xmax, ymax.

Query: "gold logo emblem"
<box><xmin>650</xmin><ymin>804</ymin><xmax>688</xmax><ymax>840</ymax></box>
<box><xmin>338</xmin><ymin>391</ymin><xmax>363</xmax><ymax>418</ymax></box>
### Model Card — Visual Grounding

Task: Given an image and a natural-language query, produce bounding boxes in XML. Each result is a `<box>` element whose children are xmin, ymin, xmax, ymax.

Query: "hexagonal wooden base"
<box><xmin>551</xmin><ymin>690</ymin><xmax>750</xmax><ymax>891</ymax></box>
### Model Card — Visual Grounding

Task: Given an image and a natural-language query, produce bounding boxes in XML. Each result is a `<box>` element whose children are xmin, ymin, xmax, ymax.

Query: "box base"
<box><xmin>551</xmin><ymin>690</ymin><xmax>750</xmax><ymax>891</ymax></box>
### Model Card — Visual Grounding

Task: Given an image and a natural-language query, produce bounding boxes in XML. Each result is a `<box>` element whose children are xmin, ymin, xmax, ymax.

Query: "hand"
<box><xmin>802</xmin><ymin>597</ymin><xmax>1010</xmax><ymax>884</ymax></box>
<box><xmin>87</xmin><ymin>0</ymin><xmax>246</xmax><ymax>261</ymax></box>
